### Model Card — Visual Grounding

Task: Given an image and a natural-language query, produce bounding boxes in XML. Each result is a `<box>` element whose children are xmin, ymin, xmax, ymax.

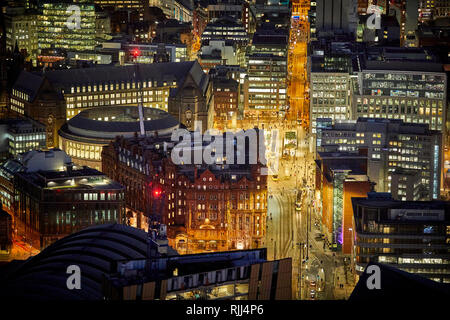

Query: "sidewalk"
<box><xmin>332</xmin><ymin>259</ymin><xmax>357</xmax><ymax>300</ymax></box>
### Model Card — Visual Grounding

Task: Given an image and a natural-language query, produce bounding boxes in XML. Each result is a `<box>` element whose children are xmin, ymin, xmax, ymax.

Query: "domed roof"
<box><xmin>0</xmin><ymin>224</ymin><xmax>156</xmax><ymax>300</ymax></box>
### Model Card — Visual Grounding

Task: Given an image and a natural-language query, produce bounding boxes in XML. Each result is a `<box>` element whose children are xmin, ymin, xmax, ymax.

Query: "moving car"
<box><xmin>271</xmin><ymin>174</ymin><xmax>279</xmax><ymax>181</ymax></box>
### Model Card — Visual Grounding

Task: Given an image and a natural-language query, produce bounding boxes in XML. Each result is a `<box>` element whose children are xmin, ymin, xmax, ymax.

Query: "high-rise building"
<box><xmin>38</xmin><ymin>0</ymin><xmax>96</xmax><ymax>53</ymax></box>
<box><xmin>4</xmin><ymin>6</ymin><xmax>38</xmax><ymax>66</ymax></box>
<box><xmin>245</xmin><ymin>24</ymin><xmax>288</xmax><ymax>119</ymax></box>
<box><xmin>319</xmin><ymin>118</ymin><xmax>442</xmax><ymax>201</ymax></box>
<box><xmin>353</xmin><ymin>47</ymin><xmax>447</xmax><ymax>133</ymax></box>
<box><xmin>351</xmin><ymin>192</ymin><xmax>450</xmax><ymax>283</ymax></box>
<box><xmin>309</xmin><ymin>37</ymin><xmax>362</xmax><ymax>133</ymax></box>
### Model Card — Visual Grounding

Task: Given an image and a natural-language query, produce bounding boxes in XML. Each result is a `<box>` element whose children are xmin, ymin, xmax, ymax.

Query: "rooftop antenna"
<box><xmin>132</xmin><ymin>48</ymin><xmax>146</xmax><ymax>137</ymax></box>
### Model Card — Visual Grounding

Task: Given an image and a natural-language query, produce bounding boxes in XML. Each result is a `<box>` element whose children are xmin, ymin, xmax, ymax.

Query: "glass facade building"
<box><xmin>352</xmin><ymin>193</ymin><xmax>450</xmax><ymax>283</ymax></box>
<box><xmin>354</xmin><ymin>71</ymin><xmax>447</xmax><ymax>132</ymax></box>
<box><xmin>320</xmin><ymin>118</ymin><xmax>442</xmax><ymax>201</ymax></box>
<box><xmin>38</xmin><ymin>1</ymin><xmax>96</xmax><ymax>52</ymax></box>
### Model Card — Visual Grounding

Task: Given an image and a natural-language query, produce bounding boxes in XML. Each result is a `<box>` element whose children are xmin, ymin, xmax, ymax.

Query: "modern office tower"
<box><xmin>9</xmin><ymin>61</ymin><xmax>211</xmax><ymax>147</ymax></box>
<box><xmin>206</xmin><ymin>0</ymin><xmax>244</xmax><ymax>22</ymax></box>
<box><xmin>201</xmin><ymin>17</ymin><xmax>249</xmax><ymax>47</ymax></box>
<box><xmin>244</xmin><ymin>24</ymin><xmax>288</xmax><ymax>119</ymax></box>
<box><xmin>313</xmin><ymin>0</ymin><xmax>358</xmax><ymax>37</ymax></box>
<box><xmin>0</xmin><ymin>118</ymin><xmax>46</xmax><ymax>161</ymax></box>
<box><xmin>319</xmin><ymin>118</ymin><xmax>442</xmax><ymax>201</ymax></box>
<box><xmin>351</xmin><ymin>192</ymin><xmax>450</xmax><ymax>283</ymax></box>
<box><xmin>309</xmin><ymin>37</ymin><xmax>360</xmax><ymax>133</ymax></box>
<box><xmin>102</xmin><ymin>132</ymin><xmax>268</xmax><ymax>253</ymax></box>
<box><xmin>38</xmin><ymin>0</ymin><xmax>96</xmax><ymax>53</ymax></box>
<box><xmin>353</xmin><ymin>47</ymin><xmax>447</xmax><ymax>133</ymax></box>
<box><xmin>4</xmin><ymin>6</ymin><xmax>38</xmax><ymax>66</ymax></box>
<box><xmin>58</xmin><ymin>106</ymin><xmax>179</xmax><ymax>171</ymax></box>
<box><xmin>316</xmin><ymin>150</ymin><xmax>372</xmax><ymax>253</ymax></box>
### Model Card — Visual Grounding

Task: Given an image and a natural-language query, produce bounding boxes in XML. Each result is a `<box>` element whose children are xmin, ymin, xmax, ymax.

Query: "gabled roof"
<box><xmin>13</xmin><ymin>71</ymin><xmax>45</xmax><ymax>102</ymax></box>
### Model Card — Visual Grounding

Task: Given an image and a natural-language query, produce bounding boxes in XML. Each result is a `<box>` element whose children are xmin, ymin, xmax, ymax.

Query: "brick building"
<box><xmin>102</xmin><ymin>132</ymin><xmax>268</xmax><ymax>254</ymax></box>
<box><xmin>211</xmin><ymin>76</ymin><xmax>239</xmax><ymax>124</ymax></box>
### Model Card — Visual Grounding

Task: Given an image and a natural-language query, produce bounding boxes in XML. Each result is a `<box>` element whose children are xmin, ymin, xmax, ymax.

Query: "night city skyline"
<box><xmin>0</xmin><ymin>0</ymin><xmax>449</xmax><ymax>307</ymax></box>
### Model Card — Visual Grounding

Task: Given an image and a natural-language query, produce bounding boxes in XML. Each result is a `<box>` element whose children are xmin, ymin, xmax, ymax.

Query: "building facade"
<box><xmin>351</xmin><ymin>192</ymin><xmax>450</xmax><ymax>283</ymax></box>
<box><xmin>319</xmin><ymin>118</ymin><xmax>442</xmax><ymax>201</ymax></box>
<box><xmin>13</xmin><ymin>151</ymin><xmax>125</xmax><ymax>249</ymax></box>
<box><xmin>316</xmin><ymin>151</ymin><xmax>372</xmax><ymax>253</ymax></box>
<box><xmin>104</xmin><ymin>249</ymin><xmax>292</xmax><ymax>300</ymax></box>
<box><xmin>38</xmin><ymin>1</ymin><xmax>96</xmax><ymax>53</ymax></box>
<box><xmin>0</xmin><ymin>118</ymin><xmax>46</xmax><ymax>162</ymax></box>
<box><xmin>353</xmin><ymin>47</ymin><xmax>447</xmax><ymax>133</ymax></box>
<box><xmin>245</xmin><ymin>24</ymin><xmax>288</xmax><ymax>119</ymax></box>
<box><xmin>9</xmin><ymin>61</ymin><xmax>211</xmax><ymax>146</ymax></box>
<box><xmin>102</xmin><ymin>132</ymin><xmax>268</xmax><ymax>254</ymax></box>
<box><xmin>58</xmin><ymin>106</ymin><xmax>179</xmax><ymax>171</ymax></box>
<box><xmin>4</xmin><ymin>6</ymin><xmax>38</xmax><ymax>66</ymax></box>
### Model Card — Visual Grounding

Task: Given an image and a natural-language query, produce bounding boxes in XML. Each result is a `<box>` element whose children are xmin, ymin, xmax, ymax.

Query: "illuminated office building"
<box><xmin>201</xmin><ymin>17</ymin><xmax>249</xmax><ymax>46</ymax></box>
<box><xmin>244</xmin><ymin>24</ymin><xmax>288</xmax><ymax>119</ymax></box>
<box><xmin>94</xmin><ymin>0</ymin><xmax>147</xmax><ymax>10</ymax></box>
<box><xmin>0</xmin><ymin>118</ymin><xmax>46</xmax><ymax>162</ymax></box>
<box><xmin>351</xmin><ymin>192</ymin><xmax>450</xmax><ymax>283</ymax></box>
<box><xmin>353</xmin><ymin>47</ymin><xmax>447</xmax><ymax>133</ymax></box>
<box><xmin>4</xmin><ymin>6</ymin><xmax>38</xmax><ymax>65</ymax></box>
<box><xmin>309</xmin><ymin>38</ymin><xmax>360</xmax><ymax>133</ymax></box>
<box><xmin>320</xmin><ymin>118</ymin><xmax>442</xmax><ymax>201</ymax></box>
<box><xmin>38</xmin><ymin>0</ymin><xmax>96</xmax><ymax>52</ymax></box>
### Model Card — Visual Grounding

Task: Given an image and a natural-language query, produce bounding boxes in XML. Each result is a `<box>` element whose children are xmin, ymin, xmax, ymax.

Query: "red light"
<box><xmin>132</xmin><ymin>48</ymin><xmax>140</xmax><ymax>58</ymax></box>
<box><xmin>153</xmin><ymin>188</ymin><xmax>162</xmax><ymax>198</ymax></box>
